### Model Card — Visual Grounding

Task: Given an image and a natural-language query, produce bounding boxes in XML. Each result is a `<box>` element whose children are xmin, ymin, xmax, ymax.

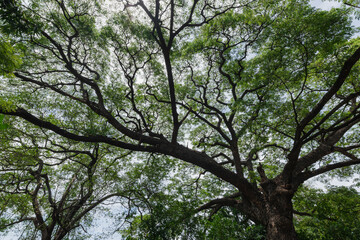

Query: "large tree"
<box><xmin>1</xmin><ymin>0</ymin><xmax>360</xmax><ymax>239</ymax></box>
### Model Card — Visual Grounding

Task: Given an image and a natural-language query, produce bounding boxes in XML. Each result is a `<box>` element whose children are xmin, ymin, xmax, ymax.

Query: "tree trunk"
<box><xmin>261</xmin><ymin>181</ymin><xmax>298</xmax><ymax>240</ymax></box>
<box><xmin>41</xmin><ymin>230</ymin><xmax>51</xmax><ymax>240</ymax></box>
<box><xmin>266</xmin><ymin>212</ymin><xmax>297</xmax><ymax>240</ymax></box>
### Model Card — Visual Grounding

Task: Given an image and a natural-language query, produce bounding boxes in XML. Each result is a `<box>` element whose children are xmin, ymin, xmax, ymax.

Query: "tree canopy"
<box><xmin>1</xmin><ymin>0</ymin><xmax>360</xmax><ymax>239</ymax></box>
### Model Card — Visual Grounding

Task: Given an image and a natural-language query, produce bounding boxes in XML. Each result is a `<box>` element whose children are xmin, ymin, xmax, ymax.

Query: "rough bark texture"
<box><xmin>258</xmin><ymin>173</ymin><xmax>298</xmax><ymax>240</ymax></box>
<box><xmin>265</xmin><ymin>197</ymin><xmax>297</xmax><ymax>240</ymax></box>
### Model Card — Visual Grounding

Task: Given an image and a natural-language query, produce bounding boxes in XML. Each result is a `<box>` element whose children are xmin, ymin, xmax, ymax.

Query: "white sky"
<box><xmin>310</xmin><ymin>0</ymin><xmax>341</xmax><ymax>10</ymax></box>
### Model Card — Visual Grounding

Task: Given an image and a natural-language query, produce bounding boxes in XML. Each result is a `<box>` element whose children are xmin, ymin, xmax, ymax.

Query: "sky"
<box><xmin>310</xmin><ymin>0</ymin><xmax>341</xmax><ymax>10</ymax></box>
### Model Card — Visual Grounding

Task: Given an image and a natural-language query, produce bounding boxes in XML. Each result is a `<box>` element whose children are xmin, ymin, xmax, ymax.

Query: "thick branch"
<box><xmin>296</xmin><ymin>46</ymin><xmax>360</xmax><ymax>140</ymax></box>
<box><xmin>0</xmin><ymin>107</ymin><xmax>150</xmax><ymax>151</ymax></box>
<box><xmin>294</xmin><ymin>116</ymin><xmax>360</xmax><ymax>177</ymax></box>
<box><xmin>196</xmin><ymin>192</ymin><xmax>242</xmax><ymax>212</ymax></box>
<box><xmin>285</xmin><ymin>46</ymin><xmax>360</xmax><ymax>176</ymax></box>
<box><xmin>296</xmin><ymin>149</ymin><xmax>360</xmax><ymax>183</ymax></box>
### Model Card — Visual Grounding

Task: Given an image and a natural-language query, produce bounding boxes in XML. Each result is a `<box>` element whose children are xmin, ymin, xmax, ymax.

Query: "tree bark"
<box><xmin>266</xmin><ymin>210</ymin><xmax>297</xmax><ymax>240</ymax></box>
<box><xmin>260</xmin><ymin>180</ymin><xmax>298</xmax><ymax>240</ymax></box>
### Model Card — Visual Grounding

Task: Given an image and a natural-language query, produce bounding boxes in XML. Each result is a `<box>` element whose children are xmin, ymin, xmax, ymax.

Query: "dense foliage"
<box><xmin>295</xmin><ymin>186</ymin><xmax>360</xmax><ymax>240</ymax></box>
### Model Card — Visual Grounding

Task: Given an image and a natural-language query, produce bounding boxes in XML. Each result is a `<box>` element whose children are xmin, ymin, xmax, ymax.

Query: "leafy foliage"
<box><xmin>0</xmin><ymin>115</ymin><xmax>9</xmax><ymax>129</ymax></box>
<box><xmin>294</xmin><ymin>186</ymin><xmax>360</xmax><ymax>240</ymax></box>
<box><xmin>0</xmin><ymin>38</ymin><xmax>22</xmax><ymax>76</ymax></box>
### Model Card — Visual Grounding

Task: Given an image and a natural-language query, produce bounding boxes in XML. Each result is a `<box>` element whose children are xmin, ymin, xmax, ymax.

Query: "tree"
<box><xmin>294</xmin><ymin>186</ymin><xmax>360</xmax><ymax>240</ymax></box>
<box><xmin>0</xmin><ymin>120</ymin><xmax>135</xmax><ymax>240</ymax></box>
<box><xmin>1</xmin><ymin>0</ymin><xmax>360</xmax><ymax>239</ymax></box>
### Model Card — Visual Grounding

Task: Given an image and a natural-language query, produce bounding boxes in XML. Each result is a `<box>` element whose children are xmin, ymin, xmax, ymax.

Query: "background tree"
<box><xmin>1</xmin><ymin>0</ymin><xmax>360</xmax><ymax>239</ymax></box>
<box><xmin>0</xmin><ymin>121</ymin><xmax>136</xmax><ymax>240</ymax></box>
<box><xmin>294</xmin><ymin>186</ymin><xmax>360</xmax><ymax>240</ymax></box>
